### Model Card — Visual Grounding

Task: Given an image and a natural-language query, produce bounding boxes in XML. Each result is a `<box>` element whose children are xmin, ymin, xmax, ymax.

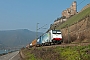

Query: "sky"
<box><xmin>0</xmin><ymin>0</ymin><xmax>90</xmax><ymax>32</ymax></box>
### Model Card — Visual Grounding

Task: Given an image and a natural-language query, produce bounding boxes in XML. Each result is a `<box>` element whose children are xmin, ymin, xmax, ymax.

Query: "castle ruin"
<box><xmin>62</xmin><ymin>1</ymin><xmax>77</xmax><ymax>18</ymax></box>
<box><xmin>50</xmin><ymin>1</ymin><xmax>77</xmax><ymax>30</ymax></box>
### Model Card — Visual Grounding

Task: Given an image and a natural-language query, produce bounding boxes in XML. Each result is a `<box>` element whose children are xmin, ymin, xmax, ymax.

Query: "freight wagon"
<box><xmin>31</xmin><ymin>40</ymin><xmax>37</xmax><ymax>46</ymax></box>
<box><xmin>28</xmin><ymin>30</ymin><xmax>63</xmax><ymax>47</ymax></box>
<box><xmin>37</xmin><ymin>36</ymin><xmax>42</xmax><ymax>46</ymax></box>
<box><xmin>41</xmin><ymin>33</ymin><xmax>49</xmax><ymax>46</ymax></box>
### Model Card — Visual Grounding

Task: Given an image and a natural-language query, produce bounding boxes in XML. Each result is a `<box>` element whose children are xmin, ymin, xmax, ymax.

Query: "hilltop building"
<box><xmin>50</xmin><ymin>1</ymin><xmax>77</xmax><ymax>30</ymax></box>
<box><xmin>62</xmin><ymin>1</ymin><xmax>77</xmax><ymax>19</ymax></box>
<box><xmin>54</xmin><ymin>1</ymin><xmax>77</xmax><ymax>24</ymax></box>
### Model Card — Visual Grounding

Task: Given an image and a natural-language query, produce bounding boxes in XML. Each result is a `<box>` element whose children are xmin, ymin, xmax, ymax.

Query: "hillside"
<box><xmin>20</xmin><ymin>44</ymin><xmax>90</xmax><ymax>60</ymax></box>
<box><xmin>53</xmin><ymin>4</ymin><xmax>90</xmax><ymax>44</ymax></box>
<box><xmin>57</xmin><ymin>5</ymin><xmax>90</xmax><ymax>29</ymax></box>
<box><xmin>0</xmin><ymin>29</ymin><xmax>42</xmax><ymax>49</ymax></box>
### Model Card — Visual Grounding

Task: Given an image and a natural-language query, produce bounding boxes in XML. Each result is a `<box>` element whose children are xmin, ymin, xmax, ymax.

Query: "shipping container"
<box><xmin>31</xmin><ymin>40</ymin><xmax>37</xmax><ymax>46</ymax></box>
<box><xmin>30</xmin><ymin>43</ymin><xmax>32</xmax><ymax>46</ymax></box>
<box><xmin>41</xmin><ymin>33</ymin><xmax>49</xmax><ymax>45</ymax></box>
<box><xmin>37</xmin><ymin>36</ymin><xmax>42</xmax><ymax>46</ymax></box>
<box><xmin>26</xmin><ymin>44</ymin><xmax>30</xmax><ymax>48</ymax></box>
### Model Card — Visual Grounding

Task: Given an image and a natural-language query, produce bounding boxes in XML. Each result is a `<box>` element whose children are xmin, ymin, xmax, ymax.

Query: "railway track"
<box><xmin>41</xmin><ymin>42</ymin><xmax>90</xmax><ymax>48</ymax></box>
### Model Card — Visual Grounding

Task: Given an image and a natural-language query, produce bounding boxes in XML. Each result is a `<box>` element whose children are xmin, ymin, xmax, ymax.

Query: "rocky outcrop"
<box><xmin>62</xmin><ymin>1</ymin><xmax>77</xmax><ymax>19</ymax></box>
<box><xmin>61</xmin><ymin>15</ymin><xmax>90</xmax><ymax>43</ymax></box>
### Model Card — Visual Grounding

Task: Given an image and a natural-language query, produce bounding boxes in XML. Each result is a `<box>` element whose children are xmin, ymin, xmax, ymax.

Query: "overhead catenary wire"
<box><xmin>77</xmin><ymin>0</ymin><xmax>86</xmax><ymax>6</ymax></box>
<box><xmin>38</xmin><ymin>24</ymin><xmax>47</xmax><ymax>30</ymax></box>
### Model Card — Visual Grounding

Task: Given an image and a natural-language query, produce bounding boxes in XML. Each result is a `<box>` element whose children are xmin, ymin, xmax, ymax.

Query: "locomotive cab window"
<box><xmin>57</xmin><ymin>30</ymin><xmax>61</xmax><ymax>34</ymax></box>
<box><xmin>52</xmin><ymin>30</ymin><xmax>57</xmax><ymax>34</ymax></box>
<box><xmin>57</xmin><ymin>32</ymin><xmax>61</xmax><ymax>34</ymax></box>
<box><xmin>52</xmin><ymin>30</ymin><xmax>61</xmax><ymax>34</ymax></box>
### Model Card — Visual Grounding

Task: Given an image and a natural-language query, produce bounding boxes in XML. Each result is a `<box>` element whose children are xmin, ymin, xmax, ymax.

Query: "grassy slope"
<box><xmin>21</xmin><ymin>45</ymin><xmax>90</xmax><ymax>60</ymax></box>
<box><xmin>55</xmin><ymin>45</ymin><xmax>90</xmax><ymax>60</ymax></box>
<box><xmin>57</xmin><ymin>7</ymin><xmax>90</xmax><ymax>29</ymax></box>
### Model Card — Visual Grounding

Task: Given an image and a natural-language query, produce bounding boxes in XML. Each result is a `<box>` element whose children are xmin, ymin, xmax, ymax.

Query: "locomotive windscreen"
<box><xmin>52</xmin><ymin>30</ymin><xmax>61</xmax><ymax>34</ymax></box>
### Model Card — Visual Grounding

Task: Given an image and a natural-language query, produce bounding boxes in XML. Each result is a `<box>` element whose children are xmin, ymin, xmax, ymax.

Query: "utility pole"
<box><xmin>36</xmin><ymin>23</ymin><xmax>39</xmax><ymax>40</ymax></box>
<box><xmin>36</xmin><ymin>23</ymin><xmax>47</xmax><ymax>40</ymax></box>
<box><xmin>67</xmin><ymin>24</ymin><xmax>70</xmax><ymax>43</ymax></box>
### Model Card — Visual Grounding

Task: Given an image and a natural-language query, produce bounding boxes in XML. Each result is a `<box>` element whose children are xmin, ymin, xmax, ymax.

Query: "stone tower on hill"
<box><xmin>51</xmin><ymin>1</ymin><xmax>77</xmax><ymax>30</ymax></box>
<box><xmin>62</xmin><ymin>1</ymin><xmax>77</xmax><ymax>18</ymax></box>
